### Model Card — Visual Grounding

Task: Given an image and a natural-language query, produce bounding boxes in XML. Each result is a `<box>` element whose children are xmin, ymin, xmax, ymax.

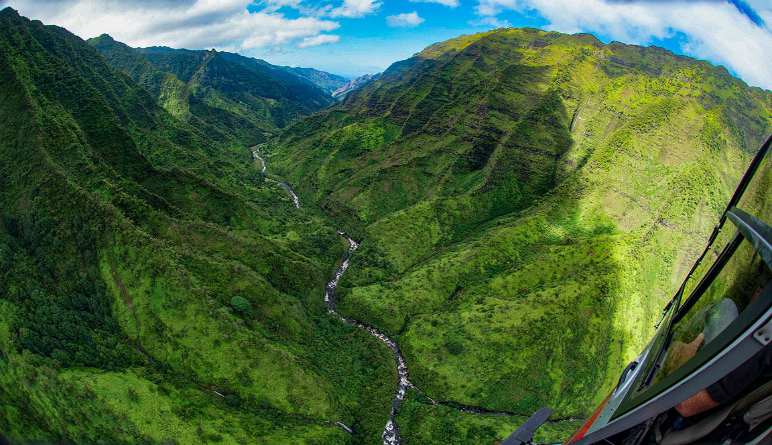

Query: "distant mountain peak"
<box><xmin>331</xmin><ymin>73</ymin><xmax>380</xmax><ymax>99</ymax></box>
<box><xmin>276</xmin><ymin>64</ymin><xmax>349</xmax><ymax>95</ymax></box>
<box><xmin>87</xmin><ymin>36</ymin><xmax>336</xmax><ymax>143</ymax></box>
<box><xmin>0</xmin><ymin>6</ymin><xmax>20</xmax><ymax>17</ymax></box>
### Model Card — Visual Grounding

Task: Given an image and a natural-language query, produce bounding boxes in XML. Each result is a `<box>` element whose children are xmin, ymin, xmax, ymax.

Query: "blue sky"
<box><xmin>256</xmin><ymin>1</ymin><xmax>553</xmax><ymax>76</ymax></box>
<box><xmin>2</xmin><ymin>1</ymin><xmax>771</xmax><ymax>88</ymax></box>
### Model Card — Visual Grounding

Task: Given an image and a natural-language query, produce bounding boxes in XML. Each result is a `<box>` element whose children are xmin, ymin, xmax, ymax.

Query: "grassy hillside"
<box><xmin>267</xmin><ymin>26</ymin><xmax>771</xmax><ymax>430</ymax></box>
<box><xmin>2</xmin><ymin>9</ymin><xmax>770</xmax><ymax>444</ymax></box>
<box><xmin>88</xmin><ymin>34</ymin><xmax>335</xmax><ymax>146</ymax></box>
<box><xmin>0</xmin><ymin>8</ymin><xmax>393</xmax><ymax>444</ymax></box>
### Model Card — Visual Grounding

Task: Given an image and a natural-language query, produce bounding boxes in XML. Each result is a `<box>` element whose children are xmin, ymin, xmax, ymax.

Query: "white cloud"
<box><xmin>475</xmin><ymin>0</ymin><xmax>772</xmax><ymax>89</ymax></box>
<box><xmin>260</xmin><ymin>0</ymin><xmax>381</xmax><ymax>19</ymax></box>
<box><xmin>298</xmin><ymin>33</ymin><xmax>340</xmax><ymax>47</ymax></box>
<box><xmin>476</xmin><ymin>0</ymin><xmax>518</xmax><ymax>16</ymax></box>
<box><xmin>0</xmin><ymin>0</ymin><xmax>343</xmax><ymax>52</ymax></box>
<box><xmin>327</xmin><ymin>0</ymin><xmax>381</xmax><ymax>18</ymax></box>
<box><xmin>386</xmin><ymin>11</ymin><xmax>424</xmax><ymax>27</ymax></box>
<box><xmin>410</xmin><ymin>0</ymin><xmax>459</xmax><ymax>7</ymax></box>
<box><xmin>470</xmin><ymin>16</ymin><xmax>511</xmax><ymax>28</ymax></box>
<box><xmin>261</xmin><ymin>0</ymin><xmax>303</xmax><ymax>13</ymax></box>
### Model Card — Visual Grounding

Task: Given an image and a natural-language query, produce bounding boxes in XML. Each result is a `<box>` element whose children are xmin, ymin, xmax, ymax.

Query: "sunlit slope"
<box><xmin>0</xmin><ymin>8</ymin><xmax>392</xmax><ymax>444</ymax></box>
<box><xmin>268</xmin><ymin>27</ymin><xmax>771</xmax><ymax>421</ymax></box>
<box><xmin>89</xmin><ymin>34</ymin><xmax>335</xmax><ymax>146</ymax></box>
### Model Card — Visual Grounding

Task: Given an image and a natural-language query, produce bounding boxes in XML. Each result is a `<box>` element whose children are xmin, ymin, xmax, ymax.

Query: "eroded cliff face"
<box><xmin>1</xmin><ymin>7</ymin><xmax>770</xmax><ymax>444</ymax></box>
<box><xmin>267</xmin><ymin>26</ymin><xmax>771</xmax><ymax>433</ymax></box>
<box><xmin>89</xmin><ymin>33</ymin><xmax>336</xmax><ymax>146</ymax></box>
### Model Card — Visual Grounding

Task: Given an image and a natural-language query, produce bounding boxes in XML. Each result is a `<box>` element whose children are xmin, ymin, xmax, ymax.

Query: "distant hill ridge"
<box><xmin>88</xmin><ymin>33</ymin><xmax>343</xmax><ymax>145</ymax></box>
<box><xmin>278</xmin><ymin>64</ymin><xmax>349</xmax><ymax>95</ymax></box>
<box><xmin>332</xmin><ymin>73</ymin><xmax>381</xmax><ymax>99</ymax></box>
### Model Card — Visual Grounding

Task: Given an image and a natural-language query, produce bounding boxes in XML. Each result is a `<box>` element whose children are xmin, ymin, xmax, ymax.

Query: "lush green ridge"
<box><xmin>88</xmin><ymin>34</ymin><xmax>335</xmax><ymax>146</ymax></box>
<box><xmin>1</xmin><ymin>8</ymin><xmax>770</xmax><ymax>445</ymax></box>
<box><xmin>268</xmin><ymin>27</ymin><xmax>771</xmax><ymax>428</ymax></box>
<box><xmin>0</xmin><ymin>8</ymin><xmax>393</xmax><ymax>444</ymax></box>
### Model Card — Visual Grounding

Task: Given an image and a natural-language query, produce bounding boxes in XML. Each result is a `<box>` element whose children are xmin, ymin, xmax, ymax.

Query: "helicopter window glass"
<box><xmin>679</xmin><ymin>152</ymin><xmax>769</xmax><ymax>309</ymax></box>
<box><xmin>736</xmin><ymin>151</ymin><xmax>771</xmax><ymax>222</ymax></box>
<box><xmin>650</xmin><ymin>238</ymin><xmax>770</xmax><ymax>384</ymax></box>
<box><xmin>680</xmin><ymin>223</ymin><xmax>736</xmax><ymax>303</ymax></box>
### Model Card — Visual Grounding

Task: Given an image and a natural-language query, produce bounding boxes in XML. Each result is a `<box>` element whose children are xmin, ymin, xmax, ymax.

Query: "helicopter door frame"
<box><xmin>574</xmin><ymin>289</ymin><xmax>771</xmax><ymax>445</ymax></box>
<box><xmin>573</xmin><ymin>211</ymin><xmax>772</xmax><ymax>445</ymax></box>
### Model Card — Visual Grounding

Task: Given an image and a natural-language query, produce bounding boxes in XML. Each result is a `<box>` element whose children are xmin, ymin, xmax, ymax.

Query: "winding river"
<box><xmin>251</xmin><ymin>146</ymin><xmax>409</xmax><ymax>444</ymax></box>
<box><xmin>324</xmin><ymin>233</ymin><xmax>413</xmax><ymax>445</ymax></box>
<box><xmin>249</xmin><ymin>146</ymin><xmax>543</xmax><ymax>444</ymax></box>
<box><xmin>251</xmin><ymin>147</ymin><xmax>300</xmax><ymax>208</ymax></box>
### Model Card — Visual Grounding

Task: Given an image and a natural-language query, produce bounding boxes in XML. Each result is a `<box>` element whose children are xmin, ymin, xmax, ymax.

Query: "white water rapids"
<box><xmin>249</xmin><ymin>145</ymin><xmax>531</xmax><ymax>444</ymax></box>
<box><xmin>251</xmin><ymin>146</ymin><xmax>299</xmax><ymax>208</ymax></box>
<box><xmin>324</xmin><ymin>232</ymin><xmax>412</xmax><ymax>445</ymax></box>
<box><xmin>251</xmin><ymin>146</ymin><xmax>409</xmax><ymax>444</ymax></box>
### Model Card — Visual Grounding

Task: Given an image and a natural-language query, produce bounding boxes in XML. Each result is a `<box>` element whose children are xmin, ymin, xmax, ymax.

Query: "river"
<box><xmin>324</xmin><ymin>233</ymin><xmax>412</xmax><ymax>445</ymax></box>
<box><xmin>251</xmin><ymin>146</ymin><xmax>409</xmax><ymax>443</ymax></box>
<box><xmin>251</xmin><ymin>146</ymin><xmax>299</xmax><ymax>208</ymax></box>
<box><xmin>250</xmin><ymin>146</ymin><xmax>536</xmax><ymax>444</ymax></box>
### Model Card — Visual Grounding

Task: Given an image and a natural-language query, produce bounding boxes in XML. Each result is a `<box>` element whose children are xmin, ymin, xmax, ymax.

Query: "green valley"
<box><xmin>0</xmin><ymin>5</ymin><xmax>770</xmax><ymax>445</ymax></box>
<box><xmin>267</xmin><ymin>27</ymin><xmax>770</xmax><ymax>436</ymax></box>
<box><xmin>0</xmin><ymin>8</ymin><xmax>392</xmax><ymax>444</ymax></box>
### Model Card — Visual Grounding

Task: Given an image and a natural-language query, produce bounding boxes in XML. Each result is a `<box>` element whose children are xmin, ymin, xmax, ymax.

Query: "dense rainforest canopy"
<box><xmin>0</xmin><ymin>6</ymin><xmax>770</xmax><ymax>445</ymax></box>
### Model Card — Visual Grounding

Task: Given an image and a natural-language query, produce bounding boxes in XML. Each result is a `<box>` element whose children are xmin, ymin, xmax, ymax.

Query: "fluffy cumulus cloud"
<box><xmin>0</xmin><ymin>0</ymin><xmax>369</xmax><ymax>51</ymax></box>
<box><xmin>386</xmin><ymin>11</ymin><xmax>424</xmax><ymax>28</ymax></box>
<box><xmin>410</xmin><ymin>0</ymin><xmax>460</xmax><ymax>7</ymax></box>
<box><xmin>327</xmin><ymin>0</ymin><xmax>381</xmax><ymax>18</ymax></box>
<box><xmin>475</xmin><ymin>0</ymin><xmax>772</xmax><ymax>89</ymax></box>
<box><xmin>298</xmin><ymin>33</ymin><xmax>340</xmax><ymax>47</ymax></box>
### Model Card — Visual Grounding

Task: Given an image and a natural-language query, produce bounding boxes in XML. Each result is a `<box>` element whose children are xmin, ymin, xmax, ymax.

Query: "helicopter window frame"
<box><xmin>611</xmin><ymin>207</ymin><xmax>772</xmax><ymax>419</ymax></box>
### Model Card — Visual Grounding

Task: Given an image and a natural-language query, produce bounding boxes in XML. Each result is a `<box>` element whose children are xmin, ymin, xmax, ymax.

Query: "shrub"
<box><xmin>229</xmin><ymin>296</ymin><xmax>250</xmax><ymax>314</ymax></box>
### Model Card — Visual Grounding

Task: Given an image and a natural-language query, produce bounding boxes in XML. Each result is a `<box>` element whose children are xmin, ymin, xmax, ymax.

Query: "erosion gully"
<box><xmin>250</xmin><ymin>147</ymin><xmax>524</xmax><ymax>445</ymax></box>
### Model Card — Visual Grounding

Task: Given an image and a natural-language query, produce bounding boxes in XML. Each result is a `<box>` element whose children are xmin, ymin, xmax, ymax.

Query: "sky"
<box><xmin>1</xmin><ymin>0</ymin><xmax>770</xmax><ymax>88</ymax></box>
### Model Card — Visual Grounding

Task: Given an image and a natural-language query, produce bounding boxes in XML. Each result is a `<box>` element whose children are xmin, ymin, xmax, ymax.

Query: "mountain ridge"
<box><xmin>0</xmin><ymin>8</ymin><xmax>395</xmax><ymax>444</ymax></box>
<box><xmin>1</xmin><ymin>6</ymin><xmax>770</xmax><ymax>444</ymax></box>
<box><xmin>267</xmin><ymin>25</ymin><xmax>770</xmax><ymax>435</ymax></box>
<box><xmin>278</xmin><ymin>64</ymin><xmax>349</xmax><ymax>95</ymax></box>
<box><xmin>88</xmin><ymin>33</ymin><xmax>337</xmax><ymax>146</ymax></box>
<box><xmin>333</xmin><ymin>73</ymin><xmax>381</xmax><ymax>99</ymax></box>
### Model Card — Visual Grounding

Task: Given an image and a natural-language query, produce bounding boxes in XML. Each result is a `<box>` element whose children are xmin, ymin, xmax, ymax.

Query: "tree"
<box><xmin>229</xmin><ymin>296</ymin><xmax>250</xmax><ymax>315</ymax></box>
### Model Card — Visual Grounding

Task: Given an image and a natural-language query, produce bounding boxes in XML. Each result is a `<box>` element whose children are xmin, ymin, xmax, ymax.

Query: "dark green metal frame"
<box><xmin>573</xmin><ymin>135</ymin><xmax>771</xmax><ymax>445</ymax></box>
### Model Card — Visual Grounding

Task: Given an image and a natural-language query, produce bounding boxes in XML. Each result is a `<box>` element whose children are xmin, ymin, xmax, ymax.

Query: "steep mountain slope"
<box><xmin>0</xmin><ymin>8</ymin><xmax>394</xmax><ymax>444</ymax></box>
<box><xmin>267</xmin><ymin>27</ymin><xmax>771</xmax><ymax>435</ymax></box>
<box><xmin>280</xmin><ymin>65</ymin><xmax>349</xmax><ymax>95</ymax></box>
<box><xmin>3</xmin><ymin>8</ymin><xmax>770</xmax><ymax>444</ymax></box>
<box><xmin>88</xmin><ymin>34</ymin><xmax>335</xmax><ymax>145</ymax></box>
<box><xmin>332</xmin><ymin>73</ymin><xmax>381</xmax><ymax>99</ymax></box>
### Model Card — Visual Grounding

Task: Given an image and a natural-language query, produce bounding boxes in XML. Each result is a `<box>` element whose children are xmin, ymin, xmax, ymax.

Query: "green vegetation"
<box><xmin>88</xmin><ymin>34</ymin><xmax>335</xmax><ymax>146</ymax></box>
<box><xmin>279</xmin><ymin>65</ymin><xmax>349</xmax><ymax>95</ymax></box>
<box><xmin>1</xmin><ymin>8</ymin><xmax>770</xmax><ymax>444</ymax></box>
<box><xmin>396</xmin><ymin>390</ymin><xmax>581</xmax><ymax>444</ymax></box>
<box><xmin>0</xmin><ymin>8</ymin><xmax>392</xmax><ymax>444</ymax></box>
<box><xmin>268</xmin><ymin>27</ymin><xmax>771</xmax><ymax>426</ymax></box>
